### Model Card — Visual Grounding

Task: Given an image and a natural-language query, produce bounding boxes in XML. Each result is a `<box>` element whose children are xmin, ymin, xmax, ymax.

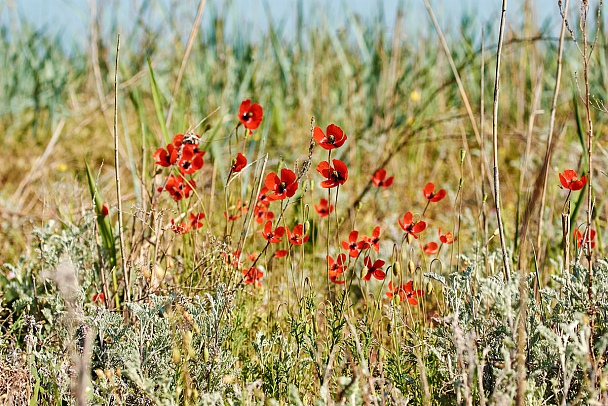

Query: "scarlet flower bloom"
<box><xmin>402</xmin><ymin>280</ymin><xmax>424</xmax><ymax>305</ymax></box>
<box><xmin>222</xmin><ymin>250</ymin><xmax>243</xmax><ymax>267</ymax></box>
<box><xmin>171</xmin><ymin>218</ymin><xmax>190</xmax><ymax>234</ymax></box>
<box><xmin>423</xmin><ymin>241</ymin><xmax>438</xmax><ymax>255</ymax></box>
<box><xmin>386</xmin><ymin>281</ymin><xmax>424</xmax><ymax>305</ymax></box>
<box><xmin>274</xmin><ymin>250</ymin><xmax>288</xmax><ymax>258</ymax></box>
<box><xmin>189</xmin><ymin>212</ymin><xmax>205</xmax><ymax>229</ymax></box>
<box><xmin>224</xmin><ymin>199</ymin><xmax>248</xmax><ymax>221</ymax></box>
<box><xmin>92</xmin><ymin>292</ymin><xmax>105</xmax><ymax>305</ymax></box>
<box><xmin>574</xmin><ymin>228</ymin><xmax>596</xmax><ymax>250</ymax></box>
<box><xmin>438</xmin><ymin>229</ymin><xmax>457</xmax><ymax>244</ymax></box>
<box><xmin>363</xmin><ymin>256</ymin><xmax>386</xmax><ymax>281</ymax></box>
<box><xmin>371</xmin><ymin>169</ymin><xmax>394</xmax><ymax>188</ymax></box>
<box><xmin>160</xmin><ymin>175</ymin><xmax>196</xmax><ymax>201</ymax></box>
<box><xmin>363</xmin><ymin>226</ymin><xmax>381</xmax><ymax>253</ymax></box>
<box><xmin>262</xmin><ymin>220</ymin><xmax>285</xmax><ymax>243</ymax></box>
<box><xmin>231</xmin><ymin>152</ymin><xmax>247</xmax><ymax>173</ymax></box>
<box><xmin>317</xmin><ymin>159</ymin><xmax>348</xmax><ymax>188</ymax></box>
<box><xmin>101</xmin><ymin>204</ymin><xmax>109</xmax><ymax>217</ymax></box>
<box><xmin>327</xmin><ymin>253</ymin><xmax>347</xmax><ymax>284</ymax></box>
<box><xmin>423</xmin><ymin>182</ymin><xmax>447</xmax><ymax>202</ymax></box>
<box><xmin>313</xmin><ymin>124</ymin><xmax>347</xmax><ymax>150</ymax></box>
<box><xmin>242</xmin><ymin>266</ymin><xmax>263</xmax><ymax>287</ymax></box>
<box><xmin>238</xmin><ymin>99</ymin><xmax>264</xmax><ymax>133</ymax></box>
<box><xmin>177</xmin><ymin>145</ymin><xmax>205</xmax><ymax>175</ymax></box>
<box><xmin>153</xmin><ymin>143</ymin><xmax>178</xmax><ymax>167</ymax></box>
<box><xmin>314</xmin><ymin>198</ymin><xmax>334</xmax><ymax>217</ymax></box>
<box><xmin>386</xmin><ymin>281</ymin><xmax>400</xmax><ymax>299</ymax></box>
<box><xmin>254</xmin><ymin>204</ymin><xmax>274</xmax><ymax>224</ymax></box>
<box><xmin>286</xmin><ymin>224</ymin><xmax>309</xmax><ymax>245</ymax></box>
<box><xmin>398</xmin><ymin>212</ymin><xmax>427</xmax><ymax>239</ymax></box>
<box><xmin>559</xmin><ymin>169</ymin><xmax>587</xmax><ymax>191</ymax></box>
<box><xmin>341</xmin><ymin>230</ymin><xmax>370</xmax><ymax>258</ymax></box>
<box><xmin>257</xmin><ymin>186</ymin><xmax>272</xmax><ymax>207</ymax></box>
<box><xmin>265</xmin><ymin>168</ymin><xmax>298</xmax><ymax>201</ymax></box>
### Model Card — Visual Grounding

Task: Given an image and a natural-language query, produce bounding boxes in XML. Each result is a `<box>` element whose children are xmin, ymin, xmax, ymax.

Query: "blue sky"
<box><xmin>3</xmin><ymin>0</ymin><xmax>565</xmax><ymax>49</ymax></box>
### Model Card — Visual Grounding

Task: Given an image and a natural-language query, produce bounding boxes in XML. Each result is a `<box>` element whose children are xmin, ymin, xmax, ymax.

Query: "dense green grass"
<box><xmin>2</xmin><ymin>0</ymin><xmax>608</xmax><ymax>404</ymax></box>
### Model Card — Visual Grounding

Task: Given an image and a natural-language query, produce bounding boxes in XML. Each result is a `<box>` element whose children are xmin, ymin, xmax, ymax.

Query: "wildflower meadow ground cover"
<box><xmin>2</xmin><ymin>0</ymin><xmax>608</xmax><ymax>404</ymax></box>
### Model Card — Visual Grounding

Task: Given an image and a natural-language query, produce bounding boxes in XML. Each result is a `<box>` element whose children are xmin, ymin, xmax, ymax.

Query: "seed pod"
<box><xmin>172</xmin><ymin>347</ymin><xmax>181</xmax><ymax>364</ymax></box>
<box><xmin>95</xmin><ymin>369</ymin><xmax>105</xmax><ymax>380</ymax></box>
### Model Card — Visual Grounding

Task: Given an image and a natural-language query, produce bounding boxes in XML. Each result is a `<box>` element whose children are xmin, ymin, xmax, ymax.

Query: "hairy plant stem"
<box><xmin>113</xmin><ymin>35</ymin><xmax>129</xmax><ymax>303</ymax></box>
<box><xmin>492</xmin><ymin>1</ymin><xmax>510</xmax><ymax>282</ymax></box>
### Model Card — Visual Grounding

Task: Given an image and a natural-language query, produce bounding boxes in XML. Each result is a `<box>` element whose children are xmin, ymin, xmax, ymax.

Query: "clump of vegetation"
<box><xmin>2</xmin><ymin>0</ymin><xmax>608</xmax><ymax>404</ymax></box>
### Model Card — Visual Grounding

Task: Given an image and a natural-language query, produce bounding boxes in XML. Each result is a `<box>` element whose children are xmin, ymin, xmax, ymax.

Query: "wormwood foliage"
<box><xmin>424</xmin><ymin>256</ymin><xmax>608</xmax><ymax>404</ymax></box>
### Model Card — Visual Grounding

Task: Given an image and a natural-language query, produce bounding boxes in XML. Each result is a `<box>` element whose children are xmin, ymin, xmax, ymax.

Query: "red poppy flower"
<box><xmin>224</xmin><ymin>199</ymin><xmax>248</xmax><ymax>221</ymax></box>
<box><xmin>189</xmin><ymin>212</ymin><xmax>205</xmax><ymax>229</ymax></box>
<box><xmin>438</xmin><ymin>229</ymin><xmax>457</xmax><ymax>244</ymax></box>
<box><xmin>423</xmin><ymin>182</ymin><xmax>446</xmax><ymax>202</ymax></box>
<box><xmin>402</xmin><ymin>280</ymin><xmax>424</xmax><ymax>305</ymax></box>
<box><xmin>176</xmin><ymin>145</ymin><xmax>205</xmax><ymax>175</ymax></box>
<box><xmin>559</xmin><ymin>169</ymin><xmax>587</xmax><ymax>191</ymax></box>
<box><xmin>222</xmin><ymin>250</ymin><xmax>243</xmax><ymax>267</ymax></box>
<box><xmin>314</xmin><ymin>198</ymin><xmax>334</xmax><ymax>217</ymax></box>
<box><xmin>313</xmin><ymin>124</ymin><xmax>347</xmax><ymax>150</ymax></box>
<box><xmin>262</xmin><ymin>220</ymin><xmax>285</xmax><ymax>243</ymax></box>
<box><xmin>317</xmin><ymin>159</ymin><xmax>348</xmax><ymax>188</ymax></box>
<box><xmin>242</xmin><ymin>266</ymin><xmax>263</xmax><ymax>287</ymax></box>
<box><xmin>398</xmin><ymin>212</ymin><xmax>427</xmax><ymax>239</ymax></box>
<box><xmin>341</xmin><ymin>230</ymin><xmax>370</xmax><ymax>258</ymax></box>
<box><xmin>327</xmin><ymin>253</ymin><xmax>347</xmax><ymax>284</ymax></box>
<box><xmin>286</xmin><ymin>224</ymin><xmax>309</xmax><ymax>245</ymax></box>
<box><xmin>274</xmin><ymin>250</ymin><xmax>288</xmax><ymax>258</ymax></box>
<box><xmin>363</xmin><ymin>226</ymin><xmax>381</xmax><ymax>253</ymax></box>
<box><xmin>254</xmin><ymin>204</ymin><xmax>274</xmax><ymax>224</ymax></box>
<box><xmin>257</xmin><ymin>186</ymin><xmax>272</xmax><ymax>207</ymax></box>
<box><xmin>363</xmin><ymin>256</ymin><xmax>386</xmax><ymax>281</ymax></box>
<box><xmin>231</xmin><ymin>152</ymin><xmax>247</xmax><ymax>173</ymax></box>
<box><xmin>386</xmin><ymin>280</ymin><xmax>424</xmax><ymax>305</ymax></box>
<box><xmin>386</xmin><ymin>281</ymin><xmax>400</xmax><ymax>299</ymax></box>
<box><xmin>574</xmin><ymin>228</ymin><xmax>596</xmax><ymax>250</ymax></box>
<box><xmin>92</xmin><ymin>292</ymin><xmax>105</xmax><ymax>305</ymax></box>
<box><xmin>265</xmin><ymin>168</ymin><xmax>298</xmax><ymax>201</ymax></box>
<box><xmin>238</xmin><ymin>99</ymin><xmax>264</xmax><ymax>133</ymax></box>
<box><xmin>153</xmin><ymin>143</ymin><xmax>178</xmax><ymax>167</ymax></box>
<box><xmin>171</xmin><ymin>218</ymin><xmax>190</xmax><ymax>234</ymax></box>
<box><xmin>371</xmin><ymin>169</ymin><xmax>394</xmax><ymax>188</ymax></box>
<box><xmin>160</xmin><ymin>175</ymin><xmax>196</xmax><ymax>201</ymax></box>
<box><xmin>423</xmin><ymin>241</ymin><xmax>438</xmax><ymax>255</ymax></box>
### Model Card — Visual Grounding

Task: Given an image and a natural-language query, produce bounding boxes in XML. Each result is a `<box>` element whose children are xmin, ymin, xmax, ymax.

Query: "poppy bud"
<box><xmin>393</xmin><ymin>262</ymin><xmax>401</xmax><ymax>276</ymax></box>
<box><xmin>172</xmin><ymin>347</ymin><xmax>181</xmax><ymax>364</ymax></box>
<box><xmin>408</xmin><ymin>260</ymin><xmax>415</xmax><ymax>274</ymax></box>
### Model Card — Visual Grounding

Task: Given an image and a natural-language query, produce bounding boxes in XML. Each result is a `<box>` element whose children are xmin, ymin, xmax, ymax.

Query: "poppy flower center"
<box><xmin>328</xmin><ymin>135</ymin><xmax>335</xmax><ymax>143</ymax></box>
<box><xmin>278</xmin><ymin>181</ymin><xmax>287</xmax><ymax>193</ymax></box>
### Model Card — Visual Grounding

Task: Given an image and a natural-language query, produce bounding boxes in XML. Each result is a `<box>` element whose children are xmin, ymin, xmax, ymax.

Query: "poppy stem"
<box><xmin>422</xmin><ymin>200</ymin><xmax>430</xmax><ymax>217</ymax></box>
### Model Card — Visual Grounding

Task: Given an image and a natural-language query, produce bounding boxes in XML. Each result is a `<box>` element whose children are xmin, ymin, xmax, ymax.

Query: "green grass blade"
<box><xmin>148</xmin><ymin>56</ymin><xmax>170</xmax><ymax>144</ymax></box>
<box><xmin>85</xmin><ymin>160</ymin><xmax>117</xmax><ymax>269</ymax></box>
